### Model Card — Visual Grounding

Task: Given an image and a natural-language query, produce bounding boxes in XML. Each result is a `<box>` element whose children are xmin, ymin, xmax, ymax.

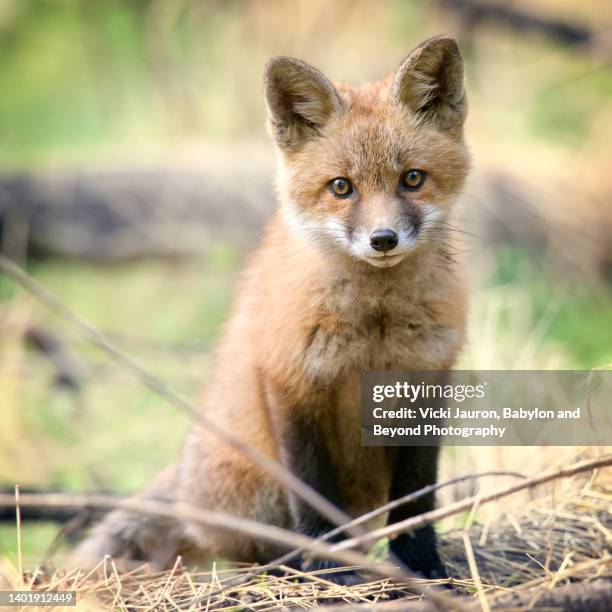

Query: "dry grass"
<box><xmin>0</xmin><ymin>466</ymin><xmax>609</xmax><ymax>611</ymax></box>
<box><xmin>441</xmin><ymin>472</ymin><xmax>611</xmax><ymax>589</ymax></box>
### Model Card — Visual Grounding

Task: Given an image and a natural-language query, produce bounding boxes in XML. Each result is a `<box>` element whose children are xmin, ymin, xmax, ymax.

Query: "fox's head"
<box><xmin>264</xmin><ymin>36</ymin><xmax>469</xmax><ymax>269</ymax></box>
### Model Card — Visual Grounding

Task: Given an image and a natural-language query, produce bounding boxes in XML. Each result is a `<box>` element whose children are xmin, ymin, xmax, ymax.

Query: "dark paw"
<box><xmin>418</xmin><ymin>560</ymin><xmax>448</xmax><ymax>581</ymax></box>
<box><xmin>390</xmin><ymin>527</ymin><xmax>448</xmax><ymax>582</ymax></box>
<box><xmin>394</xmin><ymin>559</ymin><xmax>458</xmax><ymax>594</ymax></box>
<box><xmin>384</xmin><ymin>587</ymin><xmax>415</xmax><ymax>600</ymax></box>
<box><xmin>393</xmin><ymin>556</ymin><xmax>449</xmax><ymax>580</ymax></box>
<box><xmin>299</xmin><ymin>558</ymin><xmax>365</xmax><ymax>586</ymax></box>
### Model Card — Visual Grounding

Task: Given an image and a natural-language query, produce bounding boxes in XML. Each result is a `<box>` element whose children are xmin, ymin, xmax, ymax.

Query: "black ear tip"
<box><xmin>263</xmin><ymin>57</ymin><xmax>300</xmax><ymax>89</ymax></box>
<box><xmin>264</xmin><ymin>56</ymin><xmax>294</xmax><ymax>81</ymax></box>
<box><xmin>265</xmin><ymin>55</ymin><xmax>296</xmax><ymax>69</ymax></box>
<box><xmin>263</xmin><ymin>56</ymin><xmax>315</xmax><ymax>81</ymax></box>
<box><xmin>421</xmin><ymin>35</ymin><xmax>462</xmax><ymax>58</ymax></box>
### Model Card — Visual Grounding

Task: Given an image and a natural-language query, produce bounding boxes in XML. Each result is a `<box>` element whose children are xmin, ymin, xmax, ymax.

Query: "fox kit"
<box><xmin>77</xmin><ymin>36</ymin><xmax>469</xmax><ymax>580</ymax></box>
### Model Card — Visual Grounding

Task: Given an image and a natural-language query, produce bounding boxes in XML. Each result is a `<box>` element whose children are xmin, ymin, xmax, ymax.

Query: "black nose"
<box><xmin>369</xmin><ymin>229</ymin><xmax>398</xmax><ymax>252</ymax></box>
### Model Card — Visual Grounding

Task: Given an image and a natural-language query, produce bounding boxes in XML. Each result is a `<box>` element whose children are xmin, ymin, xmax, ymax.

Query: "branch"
<box><xmin>332</xmin><ymin>455</ymin><xmax>612</xmax><ymax>551</ymax></box>
<box><xmin>490</xmin><ymin>578</ymin><xmax>612</xmax><ymax>610</ymax></box>
<box><xmin>439</xmin><ymin>0</ymin><xmax>595</xmax><ymax>48</ymax></box>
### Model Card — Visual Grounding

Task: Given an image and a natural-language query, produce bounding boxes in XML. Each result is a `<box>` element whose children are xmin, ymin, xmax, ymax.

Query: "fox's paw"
<box><xmin>390</xmin><ymin>526</ymin><xmax>448</xmax><ymax>582</ymax></box>
<box><xmin>413</xmin><ymin>561</ymin><xmax>448</xmax><ymax>581</ymax></box>
<box><xmin>297</xmin><ymin>557</ymin><xmax>365</xmax><ymax>586</ymax></box>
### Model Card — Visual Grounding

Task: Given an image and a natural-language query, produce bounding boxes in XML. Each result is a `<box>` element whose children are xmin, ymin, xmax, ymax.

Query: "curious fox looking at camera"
<box><xmin>77</xmin><ymin>36</ymin><xmax>470</xmax><ymax>580</ymax></box>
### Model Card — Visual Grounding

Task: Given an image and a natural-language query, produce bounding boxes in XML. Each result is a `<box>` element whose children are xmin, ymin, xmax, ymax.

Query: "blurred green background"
<box><xmin>0</xmin><ymin>0</ymin><xmax>611</xmax><ymax>564</ymax></box>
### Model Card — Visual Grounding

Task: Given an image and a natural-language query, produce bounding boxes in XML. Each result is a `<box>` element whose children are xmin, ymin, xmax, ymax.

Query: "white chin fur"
<box><xmin>282</xmin><ymin>204</ymin><xmax>417</xmax><ymax>268</ymax></box>
<box><xmin>363</xmin><ymin>254</ymin><xmax>406</xmax><ymax>268</ymax></box>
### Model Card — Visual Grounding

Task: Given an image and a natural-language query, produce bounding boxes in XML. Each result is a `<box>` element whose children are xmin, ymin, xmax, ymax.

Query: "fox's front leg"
<box><xmin>387</xmin><ymin>445</ymin><xmax>447</xmax><ymax>579</ymax></box>
<box><xmin>275</xmin><ymin>408</ymin><xmax>358</xmax><ymax>581</ymax></box>
<box><xmin>280</xmin><ymin>410</ymin><xmax>341</xmax><ymax>537</ymax></box>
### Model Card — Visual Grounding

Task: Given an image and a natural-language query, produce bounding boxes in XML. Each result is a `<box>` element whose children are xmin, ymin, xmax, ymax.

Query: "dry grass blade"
<box><xmin>442</xmin><ymin>481</ymin><xmax>611</xmax><ymax>589</ymax></box>
<box><xmin>14</xmin><ymin>486</ymin><xmax>23</xmax><ymax>589</ymax></box>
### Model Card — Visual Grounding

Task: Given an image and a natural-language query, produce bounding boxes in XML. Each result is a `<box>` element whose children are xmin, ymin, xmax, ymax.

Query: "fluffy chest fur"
<box><xmin>300</xmin><ymin>249</ymin><xmax>465</xmax><ymax>382</ymax></box>
<box><xmin>246</xmin><ymin>217</ymin><xmax>466</xmax><ymax>400</ymax></box>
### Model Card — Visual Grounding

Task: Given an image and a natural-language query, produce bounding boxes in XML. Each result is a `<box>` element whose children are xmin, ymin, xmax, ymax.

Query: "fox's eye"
<box><xmin>329</xmin><ymin>177</ymin><xmax>353</xmax><ymax>198</ymax></box>
<box><xmin>401</xmin><ymin>169</ymin><xmax>426</xmax><ymax>191</ymax></box>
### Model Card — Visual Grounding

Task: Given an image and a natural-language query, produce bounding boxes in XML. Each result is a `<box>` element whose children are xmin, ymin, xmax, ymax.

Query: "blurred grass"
<box><xmin>0</xmin><ymin>249</ymin><xmax>240</xmax><ymax>563</ymax></box>
<box><xmin>0</xmin><ymin>524</ymin><xmax>58</xmax><ymax>566</ymax></box>
<box><xmin>484</xmin><ymin>248</ymin><xmax>612</xmax><ymax>368</ymax></box>
<box><xmin>1</xmin><ymin>0</ymin><xmax>611</xmax><ymax>164</ymax></box>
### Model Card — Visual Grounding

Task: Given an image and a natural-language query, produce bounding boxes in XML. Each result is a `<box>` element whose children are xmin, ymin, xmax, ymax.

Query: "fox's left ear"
<box><xmin>264</xmin><ymin>56</ymin><xmax>342</xmax><ymax>152</ymax></box>
<box><xmin>391</xmin><ymin>36</ymin><xmax>467</xmax><ymax>132</ymax></box>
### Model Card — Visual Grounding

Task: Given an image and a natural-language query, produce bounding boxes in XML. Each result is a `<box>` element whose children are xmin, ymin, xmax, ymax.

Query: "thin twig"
<box><xmin>0</xmin><ymin>255</ymin><xmax>354</xmax><ymax>540</ymax></box>
<box><xmin>331</xmin><ymin>455</ymin><xmax>612</xmax><ymax>552</ymax></box>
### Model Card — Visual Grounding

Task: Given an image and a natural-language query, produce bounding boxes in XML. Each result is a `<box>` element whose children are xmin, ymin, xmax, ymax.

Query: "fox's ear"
<box><xmin>264</xmin><ymin>57</ymin><xmax>342</xmax><ymax>151</ymax></box>
<box><xmin>391</xmin><ymin>36</ymin><xmax>466</xmax><ymax>132</ymax></box>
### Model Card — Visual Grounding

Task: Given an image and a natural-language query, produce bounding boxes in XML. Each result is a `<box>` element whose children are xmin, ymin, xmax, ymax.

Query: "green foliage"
<box><xmin>488</xmin><ymin>247</ymin><xmax>612</xmax><ymax>368</ymax></box>
<box><xmin>0</xmin><ymin>522</ymin><xmax>59</xmax><ymax>565</ymax></box>
<box><xmin>525</xmin><ymin>60</ymin><xmax>612</xmax><ymax>146</ymax></box>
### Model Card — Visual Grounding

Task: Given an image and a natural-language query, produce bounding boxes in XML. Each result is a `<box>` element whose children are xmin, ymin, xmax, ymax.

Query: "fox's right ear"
<box><xmin>392</xmin><ymin>36</ymin><xmax>467</xmax><ymax>132</ymax></box>
<box><xmin>264</xmin><ymin>57</ymin><xmax>342</xmax><ymax>152</ymax></box>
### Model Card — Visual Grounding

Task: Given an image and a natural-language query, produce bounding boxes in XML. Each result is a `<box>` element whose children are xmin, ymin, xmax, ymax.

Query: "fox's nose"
<box><xmin>369</xmin><ymin>229</ymin><xmax>398</xmax><ymax>252</ymax></box>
